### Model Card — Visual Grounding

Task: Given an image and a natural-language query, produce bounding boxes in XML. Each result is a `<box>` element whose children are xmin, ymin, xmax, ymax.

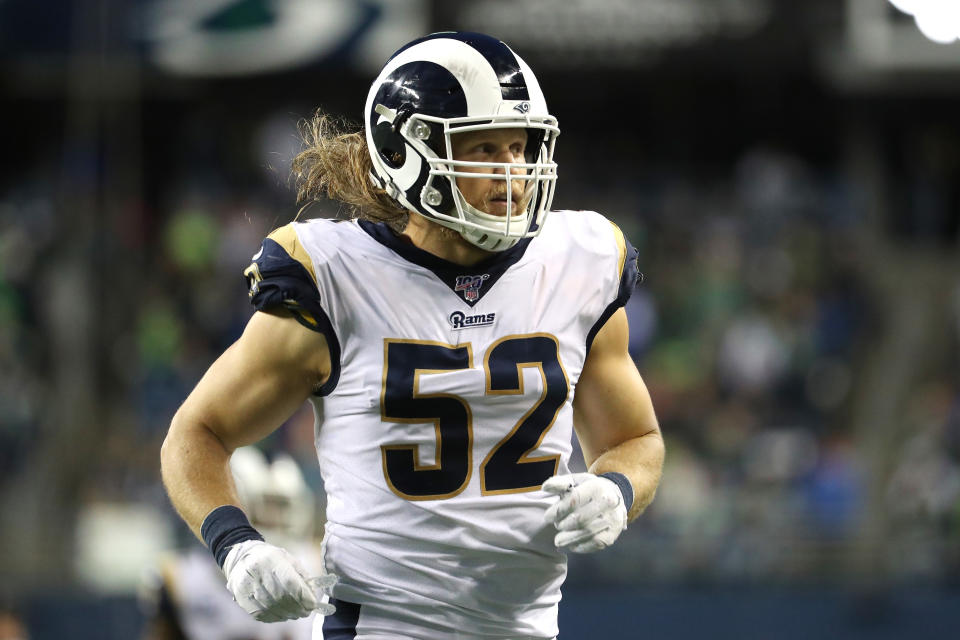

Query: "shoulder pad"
<box><xmin>244</xmin><ymin>223</ymin><xmax>324</xmax><ymax>331</ymax></box>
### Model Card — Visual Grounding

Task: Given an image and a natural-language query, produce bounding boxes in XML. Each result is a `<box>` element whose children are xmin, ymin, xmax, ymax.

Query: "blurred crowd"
<box><xmin>1</xmin><ymin>102</ymin><xmax>959</xmax><ymax>591</ymax></box>
<box><xmin>563</xmin><ymin>133</ymin><xmax>960</xmax><ymax>586</ymax></box>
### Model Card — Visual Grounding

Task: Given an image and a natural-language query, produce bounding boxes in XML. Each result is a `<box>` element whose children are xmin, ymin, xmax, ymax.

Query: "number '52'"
<box><xmin>381</xmin><ymin>334</ymin><xmax>569</xmax><ymax>501</ymax></box>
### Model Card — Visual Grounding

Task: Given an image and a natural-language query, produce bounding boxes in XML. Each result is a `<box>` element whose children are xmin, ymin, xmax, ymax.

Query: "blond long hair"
<box><xmin>291</xmin><ymin>111</ymin><xmax>408</xmax><ymax>230</ymax></box>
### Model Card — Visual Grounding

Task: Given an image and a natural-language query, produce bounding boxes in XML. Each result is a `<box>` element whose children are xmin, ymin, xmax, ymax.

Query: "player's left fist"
<box><xmin>542</xmin><ymin>473</ymin><xmax>628</xmax><ymax>553</ymax></box>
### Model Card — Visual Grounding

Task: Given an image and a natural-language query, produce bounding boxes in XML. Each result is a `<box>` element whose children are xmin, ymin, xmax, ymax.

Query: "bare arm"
<box><xmin>160</xmin><ymin>310</ymin><xmax>331</xmax><ymax>539</ymax></box>
<box><xmin>573</xmin><ymin>307</ymin><xmax>665</xmax><ymax>521</ymax></box>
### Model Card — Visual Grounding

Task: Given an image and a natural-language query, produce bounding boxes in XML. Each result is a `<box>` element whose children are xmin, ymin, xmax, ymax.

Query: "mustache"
<box><xmin>485</xmin><ymin>185</ymin><xmax>527</xmax><ymax>203</ymax></box>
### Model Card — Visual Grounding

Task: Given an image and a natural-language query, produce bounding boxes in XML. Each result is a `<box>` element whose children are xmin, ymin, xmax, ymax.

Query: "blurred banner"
<box><xmin>0</xmin><ymin>0</ymin><xmax>428</xmax><ymax>74</ymax></box>
<box><xmin>453</xmin><ymin>0</ymin><xmax>774</xmax><ymax>67</ymax></box>
<box><xmin>140</xmin><ymin>0</ymin><xmax>428</xmax><ymax>76</ymax></box>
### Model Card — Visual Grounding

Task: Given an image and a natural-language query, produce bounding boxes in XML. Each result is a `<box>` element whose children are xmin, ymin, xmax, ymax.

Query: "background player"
<box><xmin>161</xmin><ymin>31</ymin><xmax>665</xmax><ymax>639</ymax></box>
<box><xmin>142</xmin><ymin>447</ymin><xmax>321</xmax><ymax>640</ymax></box>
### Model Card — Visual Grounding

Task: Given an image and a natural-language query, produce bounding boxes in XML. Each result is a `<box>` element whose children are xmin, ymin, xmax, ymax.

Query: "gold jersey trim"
<box><xmin>267</xmin><ymin>223</ymin><xmax>318</xmax><ymax>285</ymax></box>
<box><xmin>609</xmin><ymin>220</ymin><xmax>627</xmax><ymax>280</ymax></box>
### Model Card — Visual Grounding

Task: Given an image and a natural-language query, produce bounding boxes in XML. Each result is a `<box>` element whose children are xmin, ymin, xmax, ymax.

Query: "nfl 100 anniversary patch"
<box><xmin>454</xmin><ymin>274</ymin><xmax>490</xmax><ymax>302</ymax></box>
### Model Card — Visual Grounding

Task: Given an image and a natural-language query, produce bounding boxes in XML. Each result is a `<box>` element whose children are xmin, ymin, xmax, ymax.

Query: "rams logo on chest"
<box><xmin>449</xmin><ymin>311</ymin><xmax>496</xmax><ymax>330</ymax></box>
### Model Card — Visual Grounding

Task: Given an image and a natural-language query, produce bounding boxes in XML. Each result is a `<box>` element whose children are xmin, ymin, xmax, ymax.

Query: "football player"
<box><xmin>161</xmin><ymin>31</ymin><xmax>665</xmax><ymax>639</ymax></box>
<box><xmin>142</xmin><ymin>447</ymin><xmax>321</xmax><ymax>640</ymax></box>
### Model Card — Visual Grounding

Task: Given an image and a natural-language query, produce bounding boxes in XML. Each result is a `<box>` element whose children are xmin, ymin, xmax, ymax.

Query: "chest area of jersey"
<box><xmin>371</xmin><ymin>333</ymin><xmax>573</xmax><ymax>500</ymax></box>
<box><xmin>339</xmin><ymin>256</ymin><xmax>590</xmax><ymax>345</ymax></box>
<box><xmin>329</xmin><ymin>258</ymin><xmax>588</xmax><ymax>499</ymax></box>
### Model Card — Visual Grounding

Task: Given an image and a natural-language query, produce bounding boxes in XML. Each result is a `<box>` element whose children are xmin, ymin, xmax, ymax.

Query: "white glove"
<box><xmin>542</xmin><ymin>473</ymin><xmax>628</xmax><ymax>553</ymax></box>
<box><xmin>222</xmin><ymin>539</ymin><xmax>337</xmax><ymax>622</ymax></box>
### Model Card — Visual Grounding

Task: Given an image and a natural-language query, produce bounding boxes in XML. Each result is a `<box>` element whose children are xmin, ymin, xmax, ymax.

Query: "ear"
<box><xmin>372</xmin><ymin>120</ymin><xmax>407</xmax><ymax>169</ymax></box>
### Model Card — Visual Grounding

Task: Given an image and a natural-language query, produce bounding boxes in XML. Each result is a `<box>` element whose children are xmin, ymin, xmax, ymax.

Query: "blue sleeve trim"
<box><xmin>200</xmin><ymin>505</ymin><xmax>264</xmax><ymax>569</ymax></box>
<box><xmin>245</xmin><ymin>238</ymin><xmax>342</xmax><ymax>396</ymax></box>
<box><xmin>309</xmin><ymin>306</ymin><xmax>341</xmax><ymax>397</ymax></box>
<box><xmin>585</xmin><ymin>236</ymin><xmax>640</xmax><ymax>354</ymax></box>
<box><xmin>599</xmin><ymin>472</ymin><xmax>634</xmax><ymax>512</ymax></box>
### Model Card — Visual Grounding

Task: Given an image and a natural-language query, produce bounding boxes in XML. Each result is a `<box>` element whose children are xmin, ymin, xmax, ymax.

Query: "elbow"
<box><xmin>161</xmin><ymin>409</ymin><xmax>230</xmax><ymax>472</ymax></box>
<box><xmin>647</xmin><ymin>429</ymin><xmax>666</xmax><ymax>483</ymax></box>
<box><xmin>641</xmin><ymin>422</ymin><xmax>665</xmax><ymax>462</ymax></box>
<box><xmin>638</xmin><ymin>428</ymin><xmax>665</xmax><ymax>488</ymax></box>
<box><xmin>651</xmin><ymin>428</ymin><xmax>665</xmax><ymax>464</ymax></box>
<box><xmin>161</xmin><ymin>409</ymin><xmax>206</xmax><ymax>469</ymax></box>
<box><xmin>160</xmin><ymin>410</ymin><xmax>186</xmax><ymax>478</ymax></box>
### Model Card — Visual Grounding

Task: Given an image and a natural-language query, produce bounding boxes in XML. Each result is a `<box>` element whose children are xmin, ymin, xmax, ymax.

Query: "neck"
<box><xmin>401</xmin><ymin>213</ymin><xmax>493</xmax><ymax>266</ymax></box>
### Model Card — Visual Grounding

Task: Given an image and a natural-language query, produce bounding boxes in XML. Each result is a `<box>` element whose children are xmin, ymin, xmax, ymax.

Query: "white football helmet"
<box><xmin>229</xmin><ymin>446</ymin><xmax>315</xmax><ymax>540</ymax></box>
<box><xmin>365</xmin><ymin>31</ymin><xmax>560</xmax><ymax>252</ymax></box>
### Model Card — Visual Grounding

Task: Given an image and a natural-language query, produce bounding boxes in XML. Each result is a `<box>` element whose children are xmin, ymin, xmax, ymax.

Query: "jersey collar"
<box><xmin>358</xmin><ymin>219</ymin><xmax>532</xmax><ymax>307</ymax></box>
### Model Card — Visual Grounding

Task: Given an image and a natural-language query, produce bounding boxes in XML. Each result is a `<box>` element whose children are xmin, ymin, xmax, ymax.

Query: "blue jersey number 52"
<box><xmin>381</xmin><ymin>334</ymin><xmax>569</xmax><ymax>500</ymax></box>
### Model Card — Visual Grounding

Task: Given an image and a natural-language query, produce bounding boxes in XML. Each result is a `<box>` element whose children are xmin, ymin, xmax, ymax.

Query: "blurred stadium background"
<box><xmin>1</xmin><ymin>0</ymin><xmax>959</xmax><ymax>638</ymax></box>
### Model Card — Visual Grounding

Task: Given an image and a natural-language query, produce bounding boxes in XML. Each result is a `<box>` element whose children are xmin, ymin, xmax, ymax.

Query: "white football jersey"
<box><xmin>245</xmin><ymin>210</ymin><xmax>638</xmax><ymax>639</ymax></box>
<box><xmin>149</xmin><ymin>544</ymin><xmax>321</xmax><ymax>640</ymax></box>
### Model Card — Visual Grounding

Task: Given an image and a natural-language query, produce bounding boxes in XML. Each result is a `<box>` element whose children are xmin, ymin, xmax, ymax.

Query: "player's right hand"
<box><xmin>222</xmin><ymin>539</ymin><xmax>337</xmax><ymax>621</ymax></box>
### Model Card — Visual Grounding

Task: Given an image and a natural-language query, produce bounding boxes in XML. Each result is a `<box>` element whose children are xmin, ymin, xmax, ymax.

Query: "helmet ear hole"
<box><xmin>525</xmin><ymin>129</ymin><xmax>546</xmax><ymax>163</ymax></box>
<box><xmin>424</xmin><ymin>122</ymin><xmax>445</xmax><ymax>157</ymax></box>
<box><xmin>372</xmin><ymin>121</ymin><xmax>407</xmax><ymax>169</ymax></box>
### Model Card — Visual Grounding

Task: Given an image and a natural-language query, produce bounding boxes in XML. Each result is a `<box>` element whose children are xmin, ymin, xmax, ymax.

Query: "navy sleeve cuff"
<box><xmin>599</xmin><ymin>472</ymin><xmax>634</xmax><ymax>512</ymax></box>
<box><xmin>200</xmin><ymin>505</ymin><xmax>264</xmax><ymax>568</ymax></box>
